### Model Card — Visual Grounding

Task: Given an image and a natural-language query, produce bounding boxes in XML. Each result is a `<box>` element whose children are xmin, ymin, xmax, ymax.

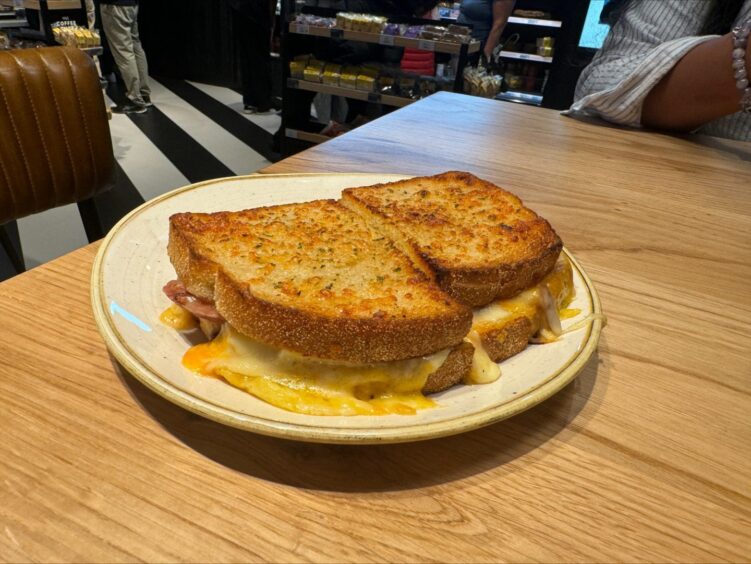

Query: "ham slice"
<box><xmin>163</xmin><ymin>280</ymin><xmax>224</xmax><ymax>323</ymax></box>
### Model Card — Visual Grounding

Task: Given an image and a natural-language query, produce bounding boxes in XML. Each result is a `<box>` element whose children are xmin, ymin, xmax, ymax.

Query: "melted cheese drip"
<box><xmin>160</xmin><ymin>304</ymin><xmax>198</xmax><ymax>331</ymax></box>
<box><xmin>472</xmin><ymin>258</ymin><xmax>576</xmax><ymax>345</ymax></box>
<box><xmin>183</xmin><ymin>326</ymin><xmax>449</xmax><ymax>416</ymax></box>
<box><xmin>464</xmin><ymin>330</ymin><xmax>501</xmax><ymax>384</ymax></box>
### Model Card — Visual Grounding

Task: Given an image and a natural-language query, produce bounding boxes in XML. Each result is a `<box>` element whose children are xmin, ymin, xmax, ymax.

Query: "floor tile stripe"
<box><xmin>156</xmin><ymin>77</ymin><xmax>278</xmax><ymax>162</ymax></box>
<box><xmin>148</xmin><ymin>78</ymin><xmax>270</xmax><ymax>176</ymax></box>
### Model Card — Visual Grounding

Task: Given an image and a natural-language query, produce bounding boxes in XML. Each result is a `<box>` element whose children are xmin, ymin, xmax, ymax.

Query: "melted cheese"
<box><xmin>177</xmin><ymin>258</ymin><xmax>578</xmax><ymax>416</ymax></box>
<box><xmin>472</xmin><ymin>258</ymin><xmax>576</xmax><ymax>344</ymax></box>
<box><xmin>183</xmin><ymin>326</ymin><xmax>449</xmax><ymax>416</ymax></box>
<box><xmin>464</xmin><ymin>330</ymin><xmax>501</xmax><ymax>384</ymax></box>
<box><xmin>160</xmin><ymin>304</ymin><xmax>198</xmax><ymax>331</ymax></box>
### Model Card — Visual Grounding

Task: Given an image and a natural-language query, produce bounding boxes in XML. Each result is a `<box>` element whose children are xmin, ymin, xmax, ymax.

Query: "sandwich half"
<box><xmin>341</xmin><ymin>171</ymin><xmax>575</xmax><ymax>370</ymax></box>
<box><xmin>341</xmin><ymin>171</ymin><xmax>563</xmax><ymax>307</ymax></box>
<box><xmin>163</xmin><ymin>199</ymin><xmax>483</xmax><ymax>416</ymax></box>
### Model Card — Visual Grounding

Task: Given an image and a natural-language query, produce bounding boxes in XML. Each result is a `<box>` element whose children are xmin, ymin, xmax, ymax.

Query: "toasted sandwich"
<box><xmin>163</xmin><ymin>199</ymin><xmax>488</xmax><ymax>416</ymax></box>
<box><xmin>162</xmin><ymin>173</ymin><xmax>575</xmax><ymax>416</ymax></box>
<box><xmin>341</xmin><ymin>171</ymin><xmax>563</xmax><ymax>307</ymax></box>
<box><xmin>341</xmin><ymin>171</ymin><xmax>573</xmax><ymax>366</ymax></box>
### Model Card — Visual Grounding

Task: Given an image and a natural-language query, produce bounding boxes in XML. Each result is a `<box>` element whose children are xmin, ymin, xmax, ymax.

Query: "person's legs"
<box><xmin>130</xmin><ymin>5</ymin><xmax>150</xmax><ymax>100</ymax></box>
<box><xmin>246</xmin><ymin>6</ymin><xmax>272</xmax><ymax>111</ymax></box>
<box><xmin>231</xmin><ymin>3</ymin><xmax>272</xmax><ymax>111</ymax></box>
<box><xmin>230</xmin><ymin>8</ymin><xmax>255</xmax><ymax>108</ymax></box>
<box><xmin>100</xmin><ymin>4</ymin><xmax>145</xmax><ymax>106</ymax></box>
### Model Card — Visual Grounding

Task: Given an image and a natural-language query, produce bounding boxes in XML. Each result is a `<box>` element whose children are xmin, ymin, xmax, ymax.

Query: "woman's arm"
<box><xmin>484</xmin><ymin>0</ymin><xmax>516</xmax><ymax>60</ymax></box>
<box><xmin>642</xmin><ymin>32</ymin><xmax>751</xmax><ymax>131</ymax></box>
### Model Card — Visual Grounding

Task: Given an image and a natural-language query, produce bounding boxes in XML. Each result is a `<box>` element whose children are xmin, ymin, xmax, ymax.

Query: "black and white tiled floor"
<box><xmin>0</xmin><ymin>77</ymin><xmax>279</xmax><ymax>282</ymax></box>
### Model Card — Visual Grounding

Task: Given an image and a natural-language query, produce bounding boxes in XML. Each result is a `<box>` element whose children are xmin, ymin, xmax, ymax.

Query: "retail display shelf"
<box><xmin>287</xmin><ymin>78</ymin><xmax>414</xmax><ymax>108</ymax></box>
<box><xmin>81</xmin><ymin>46</ymin><xmax>103</xmax><ymax>56</ymax></box>
<box><xmin>496</xmin><ymin>90</ymin><xmax>543</xmax><ymax>106</ymax></box>
<box><xmin>507</xmin><ymin>16</ymin><xmax>562</xmax><ymax>28</ymax></box>
<box><xmin>0</xmin><ymin>18</ymin><xmax>27</xmax><ymax>28</ymax></box>
<box><xmin>285</xmin><ymin>128</ymin><xmax>329</xmax><ymax>144</ymax></box>
<box><xmin>289</xmin><ymin>22</ymin><xmax>480</xmax><ymax>55</ymax></box>
<box><xmin>498</xmin><ymin>50</ymin><xmax>553</xmax><ymax>63</ymax></box>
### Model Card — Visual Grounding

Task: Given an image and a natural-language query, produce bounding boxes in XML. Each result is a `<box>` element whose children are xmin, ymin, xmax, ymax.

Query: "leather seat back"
<box><xmin>0</xmin><ymin>47</ymin><xmax>114</xmax><ymax>225</ymax></box>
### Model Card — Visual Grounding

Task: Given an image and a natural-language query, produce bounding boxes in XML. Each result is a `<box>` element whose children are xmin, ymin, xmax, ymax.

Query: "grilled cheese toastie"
<box><xmin>341</xmin><ymin>171</ymin><xmax>563</xmax><ymax>307</ymax></box>
<box><xmin>163</xmin><ymin>173</ymin><xmax>576</xmax><ymax>416</ymax></box>
<box><xmin>164</xmin><ymin>199</ymin><xmax>479</xmax><ymax>416</ymax></box>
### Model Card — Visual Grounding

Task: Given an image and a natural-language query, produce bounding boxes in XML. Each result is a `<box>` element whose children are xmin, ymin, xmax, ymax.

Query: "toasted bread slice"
<box><xmin>473</xmin><ymin>258</ymin><xmax>575</xmax><ymax>363</ymax></box>
<box><xmin>341</xmin><ymin>171</ymin><xmax>563</xmax><ymax>307</ymax></box>
<box><xmin>168</xmin><ymin>200</ymin><xmax>472</xmax><ymax>364</ymax></box>
<box><xmin>422</xmin><ymin>341</ymin><xmax>474</xmax><ymax>394</ymax></box>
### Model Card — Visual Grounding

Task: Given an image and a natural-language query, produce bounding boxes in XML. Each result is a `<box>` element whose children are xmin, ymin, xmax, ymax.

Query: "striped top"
<box><xmin>568</xmin><ymin>0</ymin><xmax>751</xmax><ymax>141</ymax></box>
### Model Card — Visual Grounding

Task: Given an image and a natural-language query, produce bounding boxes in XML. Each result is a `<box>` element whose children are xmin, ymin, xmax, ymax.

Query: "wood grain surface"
<box><xmin>1</xmin><ymin>92</ymin><xmax>750</xmax><ymax>563</ymax></box>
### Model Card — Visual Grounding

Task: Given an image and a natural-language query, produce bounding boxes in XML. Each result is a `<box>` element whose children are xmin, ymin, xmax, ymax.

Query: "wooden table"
<box><xmin>2</xmin><ymin>92</ymin><xmax>749</xmax><ymax>562</ymax></box>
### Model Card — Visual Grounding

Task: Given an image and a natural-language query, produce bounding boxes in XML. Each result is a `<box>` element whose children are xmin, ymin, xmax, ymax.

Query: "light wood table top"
<box><xmin>2</xmin><ymin>92</ymin><xmax>750</xmax><ymax>562</ymax></box>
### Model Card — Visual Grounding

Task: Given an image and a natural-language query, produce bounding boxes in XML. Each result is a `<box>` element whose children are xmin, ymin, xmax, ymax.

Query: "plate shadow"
<box><xmin>114</xmin><ymin>349</ymin><xmax>605</xmax><ymax>493</ymax></box>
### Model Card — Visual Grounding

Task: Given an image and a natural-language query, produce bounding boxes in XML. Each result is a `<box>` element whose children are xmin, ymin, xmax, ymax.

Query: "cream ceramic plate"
<box><xmin>91</xmin><ymin>173</ymin><xmax>603</xmax><ymax>444</ymax></box>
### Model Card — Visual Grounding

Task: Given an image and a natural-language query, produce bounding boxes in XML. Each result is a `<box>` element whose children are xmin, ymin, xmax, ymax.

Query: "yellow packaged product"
<box><xmin>289</xmin><ymin>59</ymin><xmax>306</xmax><ymax>79</ymax></box>
<box><xmin>303</xmin><ymin>60</ymin><xmax>325</xmax><ymax>83</ymax></box>
<box><xmin>74</xmin><ymin>28</ymin><xmax>86</xmax><ymax>47</ymax></box>
<box><xmin>340</xmin><ymin>66</ymin><xmax>359</xmax><ymax>89</ymax></box>
<box><xmin>356</xmin><ymin>69</ymin><xmax>378</xmax><ymax>92</ymax></box>
<box><xmin>322</xmin><ymin>63</ymin><xmax>342</xmax><ymax>86</ymax></box>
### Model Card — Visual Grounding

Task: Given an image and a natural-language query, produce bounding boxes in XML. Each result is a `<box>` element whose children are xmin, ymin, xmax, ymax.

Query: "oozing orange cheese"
<box><xmin>177</xmin><ymin>258</ymin><xmax>578</xmax><ymax>417</ymax></box>
<box><xmin>182</xmin><ymin>326</ymin><xmax>444</xmax><ymax>416</ymax></box>
<box><xmin>472</xmin><ymin>258</ymin><xmax>575</xmax><ymax>342</ymax></box>
<box><xmin>160</xmin><ymin>303</ymin><xmax>198</xmax><ymax>330</ymax></box>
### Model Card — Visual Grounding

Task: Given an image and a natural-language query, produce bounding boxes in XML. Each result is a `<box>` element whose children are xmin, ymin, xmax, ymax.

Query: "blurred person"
<box><xmin>99</xmin><ymin>0</ymin><xmax>151</xmax><ymax>114</ymax></box>
<box><xmin>457</xmin><ymin>0</ymin><xmax>516</xmax><ymax>61</ymax></box>
<box><xmin>569</xmin><ymin>0</ymin><xmax>750</xmax><ymax>141</ymax></box>
<box><xmin>228</xmin><ymin>0</ymin><xmax>275</xmax><ymax>114</ymax></box>
<box><xmin>85</xmin><ymin>0</ymin><xmax>95</xmax><ymax>27</ymax></box>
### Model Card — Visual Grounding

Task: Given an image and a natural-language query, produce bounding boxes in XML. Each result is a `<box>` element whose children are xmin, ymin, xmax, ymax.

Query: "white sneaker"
<box><xmin>243</xmin><ymin>105</ymin><xmax>274</xmax><ymax>115</ymax></box>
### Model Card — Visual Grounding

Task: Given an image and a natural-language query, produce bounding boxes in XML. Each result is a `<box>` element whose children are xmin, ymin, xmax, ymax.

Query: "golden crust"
<box><xmin>168</xmin><ymin>200</ymin><xmax>472</xmax><ymax>363</ymax></box>
<box><xmin>215</xmin><ymin>269</ymin><xmax>472</xmax><ymax>363</ymax></box>
<box><xmin>341</xmin><ymin>171</ymin><xmax>563</xmax><ymax>307</ymax></box>
<box><xmin>477</xmin><ymin>317</ymin><xmax>534</xmax><ymax>363</ymax></box>
<box><xmin>422</xmin><ymin>341</ymin><xmax>474</xmax><ymax>394</ymax></box>
<box><xmin>167</xmin><ymin>220</ymin><xmax>217</xmax><ymax>301</ymax></box>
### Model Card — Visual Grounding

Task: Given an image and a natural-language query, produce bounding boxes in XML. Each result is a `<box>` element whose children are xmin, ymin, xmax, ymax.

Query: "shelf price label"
<box><xmin>517</xmin><ymin>53</ymin><xmax>531</xmax><ymax>59</ymax></box>
<box><xmin>296</xmin><ymin>23</ymin><xmax>309</xmax><ymax>34</ymax></box>
<box><xmin>379</xmin><ymin>34</ymin><xmax>395</xmax><ymax>46</ymax></box>
<box><xmin>330</xmin><ymin>28</ymin><xmax>343</xmax><ymax>38</ymax></box>
<box><xmin>418</xmin><ymin>39</ymin><xmax>436</xmax><ymax>51</ymax></box>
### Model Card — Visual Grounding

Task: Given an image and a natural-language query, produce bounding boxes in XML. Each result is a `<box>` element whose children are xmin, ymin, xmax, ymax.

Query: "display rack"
<box><xmin>22</xmin><ymin>0</ymin><xmax>87</xmax><ymax>42</ymax></box>
<box><xmin>498</xmin><ymin>50</ymin><xmax>553</xmax><ymax>63</ymax></box>
<box><xmin>0</xmin><ymin>18</ymin><xmax>26</xmax><ymax>28</ymax></box>
<box><xmin>280</xmin><ymin>1</ymin><xmax>480</xmax><ymax>156</ymax></box>
<box><xmin>506</xmin><ymin>16</ymin><xmax>562</xmax><ymax>28</ymax></box>
<box><xmin>288</xmin><ymin>22</ymin><xmax>480</xmax><ymax>55</ymax></box>
<box><xmin>287</xmin><ymin>77</ymin><xmax>414</xmax><ymax>109</ymax></box>
<box><xmin>0</xmin><ymin>0</ymin><xmax>27</xmax><ymax>29</ymax></box>
<box><xmin>489</xmin><ymin>1</ymin><xmax>571</xmax><ymax>108</ymax></box>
